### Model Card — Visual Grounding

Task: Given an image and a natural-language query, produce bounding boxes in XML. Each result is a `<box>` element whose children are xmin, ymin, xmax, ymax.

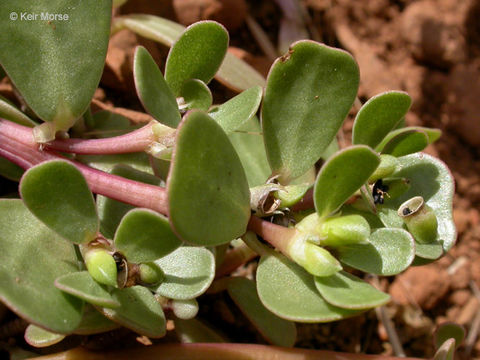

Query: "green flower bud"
<box><xmin>369</xmin><ymin>154</ymin><xmax>399</xmax><ymax>183</ymax></box>
<box><xmin>295</xmin><ymin>213</ymin><xmax>323</xmax><ymax>242</ymax></box>
<box><xmin>139</xmin><ymin>262</ymin><xmax>165</xmax><ymax>286</ymax></box>
<box><xmin>85</xmin><ymin>249</ymin><xmax>118</xmax><ymax>287</ymax></box>
<box><xmin>320</xmin><ymin>215</ymin><xmax>370</xmax><ymax>247</ymax></box>
<box><xmin>398</xmin><ymin>196</ymin><xmax>438</xmax><ymax>243</ymax></box>
<box><xmin>381</xmin><ymin>177</ymin><xmax>410</xmax><ymax>200</ymax></box>
<box><xmin>172</xmin><ymin>298</ymin><xmax>199</xmax><ymax>320</ymax></box>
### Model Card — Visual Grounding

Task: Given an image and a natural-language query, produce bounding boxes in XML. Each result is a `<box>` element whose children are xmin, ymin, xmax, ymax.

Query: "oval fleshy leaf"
<box><xmin>24</xmin><ymin>325</ymin><xmax>65</xmax><ymax>348</ymax></box>
<box><xmin>209</xmin><ymin>86</ymin><xmax>263</xmax><ymax>134</ymax></box>
<box><xmin>112</xmin><ymin>15</ymin><xmax>265</xmax><ymax>92</ymax></box>
<box><xmin>134</xmin><ymin>46</ymin><xmax>180</xmax><ymax>127</ymax></box>
<box><xmin>381</xmin><ymin>153</ymin><xmax>456</xmax><ymax>255</ymax></box>
<box><xmin>55</xmin><ymin>271</ymin><xmax>120</xmax><ymax>309</ymax></box>
<box><xmin>352</xmin><ymin>91</ymin><xmax>412</xmax><ymax>148</ymax></box>
<box><xmin>100</xmin><ymin>286</ymin><xmax>166</xmax><ymax>338</ymax></box>
<box><xmin>153</xmin><ymin>247</ymin><xmax>215</xmax><ymax>300</ymax></box>
<box><xmin>175</xmin><ymin>318</ymin><xmax>227</xmax><ymax>343</ymax></box>
<box><xmin>73</xmin><ymin>304</ymin><xmax>119</xmax><ymax>335</ymax></box>
<box><xmin>97</xmin><ymin>165</ymin><xmax>162</xmax><ymax>239</ymax></box>
<box><xmin>180</xmin><ymin>79</ymin><xmax>212</xmax><ymax>112</ymax></box>
<box><xmin>0</xmin><ymin>96</ymin><xmax>36</xmax><ymax>127</ymax></box>
<box><xmin>276</xmin><ymin>184</ymin><xmax>311</xmax><ymax>208</ymax></box>
<box><xmin>0</xmin><ymin>0</ymin><xmax>111</xmax><ymax>134</ymax></box>
<box><xmin>227</xmin><ymin>277</ymin><xmax>296</xmax><ymax>347</ymax></box>
<box><xmin>0</xmin><ymin>157</ymin><xmax>24</xmax><ymax>182</ymax></box>
<box><xmin>314</xmin><ymin>146</ymin><xmax>380</xmax><ymax>218</ymax></box>
<box><xmin>256</xmin><ymin>252</ymin><xmax>361</xmax><ymax>322</ymax></box>
<box><xmin>165</xmin><ymin>21</ymin><xmax>228</xmax><ymax>96</ymax></box>
<box><xmin>376</xmin><ymin>127</ymin><xmax>442</xmax><ymax>153</ymax></box>
<box><xmin>434</xmin><ymin>322</ymin><xmax>465</xmax><ymax>350</ymax></box>
<box><xmin>314</xmin><ymin>271</ymin><xmax>390</xmax><ymax>310</ymax></box>
<box><xmin>228</xmin><ymin>116</ymin><xmax>270</xmax><ymax>187</ymax></box>
<box><xmin>433</xmin><ymin>338</ymin><xmax>455</xmax><ymax>360</ymax></box>
<box><xmin>262</xmin><ymin>40</ymin><xmax>359</xmax><ymax>183</ymax></box>
<box><xmin>114</xmin><ymin>208</ymin><xmax>181</xmax><ymax>263</ymax></box>
<box><xmin>381</xmin><ymin>130</ymin><xmax>429</xmax><ymax>157</ymax></box>
<box><xmin>20</xmin><ymin>160</ymin><xmax>98</xmax><ymax>244</ymax></box>
<box><xmin>0</xmin><ymin>200</ymin><xmax>83</xmax><ymax>333</ymax></box>
<box><xmin>415</xmin><ymin>242</ymin><xmax>444</xmax><ymax>260</ymax></box>
<box><xmin>337</xmin><ymin>228</ymin><xmax>415</xmax><ymax>276</ymax></box>
<box><xmin>167</xmin><ymin>111</ymin><xmax>250</xmax><ymax>246</ymax></box>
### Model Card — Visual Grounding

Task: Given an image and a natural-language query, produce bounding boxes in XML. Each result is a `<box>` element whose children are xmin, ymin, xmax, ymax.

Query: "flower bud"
<box><xmin>85</xmin><ymin>249</ymin><xmax>118</xmax><ymax>287</ymax></box>
<box><xmin>398</xmin><ymin>196</ymin><xmax>438</xmax><ymax>243</ymax></box>
<box><xmin>139</xmin><ymin>262</ymin><xmax>165</xmax><ymax>286</ymax></box>
<box><xmin>172</xmin><ymin>298</ymin><xmax>199</xmax><ymax>320</ymax></box>
<box><xmin>320</xmin><ymin>215</ymin><xmax>370</xmax><ymax>247</ymax></box>
<box><xmin>369</xmin><ymin>154</ymin><xmax>399</xmax><ymax>183</ymax></box>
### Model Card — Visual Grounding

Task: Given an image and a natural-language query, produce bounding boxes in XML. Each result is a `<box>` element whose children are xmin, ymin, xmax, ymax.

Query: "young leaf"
<box><xmin>20</xmin><ymin>160</ymin><xmax>98</xmax><ymax>244</ymax></box>
<box><xmin>180</xmin><ymin>79</ymin><xmax>212</xmax><ymax>112</ymax></box>
<box><xmin>380</xmin><ymin>130</ymin><xmax>429</xmax><ymax>157</ymax></box>
<box><xmin>227</xmin><ymin>277</ymin><xmax>297</xmax><ymax>347</ymax></box>
<box><xmin>228</xmin><ymin>116</ymin><xmax>270</xmax><ymax>187</ymax></box>
<box><xmin>0</xmin><ymin>157</ymin><xmax>24</xmax><ymax>182</ymax></box>
<box><xmin>376</xmin><ymin>126</ymin><xmax>442</xmax><ymax>152</ymax></box>
<box><xmin>134</xmin><ymin>46</ymin><xmax>180</xmax><ymax>128</ymax></box>
<box><xmin>415</xmin><ymin>242</ymin><xmax>444</xmax><ymax>260</ymax></box>
<box><xmin>0</xmin><ymin>95</ymin><xmax>36</xmax><ymax>127</ymax></box>
<box><xmin>256</xmin><ymin>252</ymin><xmax>361</xmax><ymax>322</ymax></box>
<box><xmin>314</xmin><ymin>271</ymin><xmax>390</xmax><ymax>310</ymax></box>
<box><xmin>114</xmin><ymin>208</ymin><xmax>181</xmax><ymax>263</ymax></box>
<box><xmin>209</xmin><ymin>86</ymin><xmax>263</xmax><ymax>134</ymax></box>
<box><xmin>314</xmin><ymin>146</ymin><xmax>380</xmax><ymax>218</ymax></box>
<box><xmin>101</xmin><ymin>286</ymin><xmax>166</xmax><ymax>338</ymax></box>
<box><xmin>55</xmin><ymin>271</ymin><xmax>120</xmax><ymax>309</ymax></box>
<box><xmin>337</xmin><ymin>228</ymin><xmax>415</xmax><ymax>276</ymax></box>
<box><xmin>434</xmin><ymin>322</ymin><xmax>465</xmax><ymax>350</ymax></box>
<box><xmin>262</xmin><ymin>40</ymin><xmax>359</xmax><ymax>183</ymax></box>
<box><xmin>352</xmin><ymin>91</ymin><xmax>412</xmax><ymax>148</ymax></box>
<box><xmin>112</xmin><ymin>14</ymin><xmax>265</xmax><ymax>91</ymax></box>
<box><xmin>24</xmin><ymin>325</ymin><xmax>65</xmax><ymax>348</ymax></box>
<box><xmin>165</xmin><ymin>21</ymin><xmax>228</xmax><ymax>96</ymax></box>
<box><xmin>167</xmin><ymin>111</ymin><xmax>250</xmax><ymax>246</ymax></box>
<box><xmin>0</xmin><ymin>0</ymin><xmax>111</xmax><ymax>137</ymax></box>
<box><xmin>0</xmin><ymin>200</ymin><xmax>83</xmax><ymax>334</ymax></box>
<box><xmin>153</xmin><ymin>247</ymin><xmax>215</xmax><ymax>300</ymax></box>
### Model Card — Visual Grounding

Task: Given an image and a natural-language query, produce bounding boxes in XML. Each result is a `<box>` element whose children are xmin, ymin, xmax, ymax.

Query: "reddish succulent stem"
<box><xmin>247</xmin><ymin>215</ymin><xmax>296</xmax><ymax>251</ymax></box>
<box><xmin>30</xmin><ymin>343</ymin><xmax>423</xmax><ymax>360</ymax></box>
<box><xmin>0</xmin><ymin>119</ymin><xmax>155</xmax><ymax>155</ymax></box>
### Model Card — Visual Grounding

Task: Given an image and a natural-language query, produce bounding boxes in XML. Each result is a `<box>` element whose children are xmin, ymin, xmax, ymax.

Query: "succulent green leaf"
<box><xmin>165</xmin><ymin>21</ymin><xmax>228</xmax><ymax>96</ymax></box>
<box><xmin>88</xmin><ymin>111</ymin><xmax>134</xmax><ymax>138</ymax></box>
<box><xmin>0</xmin><ymin>0</ymin><xmax>111</xmax><ymax>132</ymax></box>
<box><xmin>55</xmin><ymin>271</ymin><xmax>120</xmax><ymax>308</ymax></box>
<box><xmin>153</xmin><ymin>247</ymin><xmax>215</xmax><ymax>300</ymax></box>
<box><xmin>314</xmin><ymin>146</ymin><xmax>380</xmax><ymax>218</ymax></box>
<box><xmin>180</xmin><ymin>79</ymin><xmax>212</xmax><ymax>112</ymax></box>
<box><xmin>20</xmin><ymin>160</ymin><xmax>98</xmax><ymax>244</ymax></box>
<box><xmin>0</xmin><ymin>157</ymin><xmax>24</xmax><ymax>182</ymax></box>
<box><xmin>256</xmin><ymin>252</ymin><xmax>361</xmax><ymax>322</ymax></box>
<box><xmin>209</xmin><ymin>86</ymin><xmax>263</xmax><ymax>134</ymax></box>
<box><xmin>314</xmin><ymin>271</ymin><xmax>390</xmax><ymax>310</ymax></box>
<box><xmin>352</xmin><ymin>91</ymin><xmax>412</xmax><ymax>148</ymax></box>
<box><xmin>0</xmin><ymin>200</ymin><xmax>83</xmax><ymax>333</ymax></box>
<box><xmin>97</xmin><ymin>165</ymin><xmax>162</xmax><ymax>239</ymax></box>
<box><xmin>101</xmin><ymin>286</ymin><xmax>166</xmax><ymax>338</ymax></box>
<box><xmin>77</xmin><ymin>153</ymin><xmax>153</xmax><ymax>175</ymax></box>
<box><xmin>134</xmin><ymin>46</ymin><xmax>180</xmax><ymax>127</ymax></box>
<box><xmin>74</xmin><ymin>304</ymin><xmax>119</xmax><ymax>335</ymax></box>
<box><xmin>275</xmin><ymin>184</ymin><xmax>311</xmax><ymax>208</ymax></box>
<box><xmin>171</xmin><ymin>298</ymin><xmax>199</xmax><ymax>320</ymax></box>
<box><xmin>167</xmin><ymin>111</ymin><xmax>250</xmax><ymax>246</ymax></box>
<box><xmin>262</xmin><ymin>40</ymin><xmax>359</xmax><ymax>183</ymax></box>
<box><xmin>174</xmin><ymin>318</ymin><xmax>227</xmax><ymax>343</ymax></box>
<box><xmin>227</xmin><ymin>277</ymin><xmax>296</xmax><ymax>347</ymax></box>
<box><xmin>433</xmin><ymin>338</ymin><xmax>455</xmax><ymax>360</ymax></box>
<box><xmin>414</xmin><ymin>242</ymin><xmax>444</xmax><ymax>260</ymax></box>
<box><xmin>338</xmin><ymin>228</ymin><xmax>415</xmax><ymax>276</ymax></box>
<box><xmin>380</xmin><ymin>130</ymin><xmax>429</xmax><ymax>157</ymax></box>
<box><xmin>228</xmin><ymin>116</ymin><xmax>270</xmax><ymax>187</ymax></box>
<box><xmin>376</xmin><ymin>127</ymin><xmax>442</xmax><ymax>152</ymax></box>
<box><xmin>24</xmin><ymin>325</ymin><xmax>65</xmax><ymax>348</ymax></box>
<box><xmin>112</xmin><ymin>15</ymin><xmax>265</xmax><ymax>91</ymax></box>
<box><xmin>434</xmin><ymin>322</ymin><xmax>465</xmax><ymax>350</ymax></box>
<box><xmin>114</xmin><ymin>208</ymin><xmax>181</xmax><ymax>263</ymax></box>
<box><xmin>0</xmin><ymin>95</ymin><xmax>36</xmax><ymax>127</ymax></box>
<box><xmin>381</xmin><ymin>153</ymin><xmax>456</xmax><ymax>255</ymax></box>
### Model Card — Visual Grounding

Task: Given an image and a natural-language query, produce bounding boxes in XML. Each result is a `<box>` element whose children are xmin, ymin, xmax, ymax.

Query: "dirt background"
<box><xmin>1</xmin><ymin>0</ymin><xmax>479</xmax><ymax>359</ymax></box>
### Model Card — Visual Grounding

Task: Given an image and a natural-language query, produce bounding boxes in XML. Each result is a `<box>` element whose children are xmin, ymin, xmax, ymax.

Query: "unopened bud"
<box><xmin>85</xmin><ymin>249</ymin><xmax>118</xmax><ymax>287</ymax></box>
<box><xmin>398</xmin><ymin>196</ymin><xmax>438</xmax><ymax>243</ymax></box>
<box><xmin>139</xmin><ymin>262</ymin><xmax>165</xmax><ymax>286</ymax></box>
<box><xmin>320</xmin><ymin>215</ymin><xmax>370</xmax><ymax>247</ymax></box>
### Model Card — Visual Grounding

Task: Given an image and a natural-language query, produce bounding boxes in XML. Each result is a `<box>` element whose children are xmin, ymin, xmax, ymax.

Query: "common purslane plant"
<box><xmin>0</xmin><ymin>0</ymin><xmax>457</xmax><ymax>358</ymax></box>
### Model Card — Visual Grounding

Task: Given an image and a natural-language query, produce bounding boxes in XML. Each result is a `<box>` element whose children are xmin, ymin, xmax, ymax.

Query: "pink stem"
<box><xmin>30</xmin><ymin>343</ymin><xmax>423</xmax><ymax>360</ymax></box>
<box><xmin>247</xmin><ymin>215</ymin><xmax>296</xmax><ymax>250</ymax></box>
<box><xmin>0</xmin><ymin>119</ymin><xmax>155</xmax><ymax>155</ymax></box>
<box><xmin>0</xmin><ymin>131</ymin><xmax>168</xmax><ymax>215</ymax></box>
